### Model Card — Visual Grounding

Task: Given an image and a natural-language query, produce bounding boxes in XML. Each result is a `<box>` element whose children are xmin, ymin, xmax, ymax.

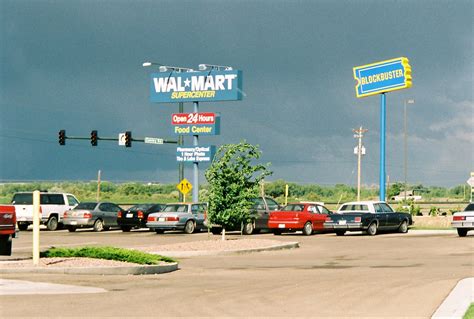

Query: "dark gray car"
<box><xmin>62</xmin><ymin>202</ymin><xmax>123</xmax><ymax>232</ymax></box>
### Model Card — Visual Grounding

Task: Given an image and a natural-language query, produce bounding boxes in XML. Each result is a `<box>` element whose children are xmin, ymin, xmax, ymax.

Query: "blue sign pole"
<box><xmin>380</xmin><ymin>93</ymin><xmax>386</xmax><ymax>201</ymax></box>
<box><xmin>193</xmin><ymin>101</ymin><xmax>199</xmax><ymax>203</ymax></box>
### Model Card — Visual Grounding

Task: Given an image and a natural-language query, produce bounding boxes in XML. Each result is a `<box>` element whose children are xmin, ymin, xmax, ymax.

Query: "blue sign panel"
<box><xmin>353</xmin><ymin>57</ymin><xmax>412</xmax><ymax>98</ymax></box>
<box><xmin>176</xmin><ymin>145</ymin><xmax>216</xmax><ymax>163</ymax></box>
<box><xmin>150</xmin><ymin>70</ymin><xmax>243</xmax><ymax>103</ymax></box>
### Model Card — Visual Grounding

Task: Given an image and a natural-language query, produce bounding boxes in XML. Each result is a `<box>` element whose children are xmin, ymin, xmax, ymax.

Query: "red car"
<box><xmin>0</xmin><ymin>205</ymin><xmax>16</xmax><ymax>255</ymax></box>
<box><xmin>268</xmin><ymin>202</ymin><xmax>333</xmax><ymax>236</ymax></box>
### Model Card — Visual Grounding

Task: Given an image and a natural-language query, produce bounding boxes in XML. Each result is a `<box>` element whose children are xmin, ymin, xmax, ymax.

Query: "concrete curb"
<box><xmin>0</xmin><ymin>262</ymin><xmax>178</xmax><ymax>275</ymax></box>
<box><xmin>149</xmin><ymin>241</ymin><xmax>300</xmax><ymax>257</ymax></box>
<box><xmin>432</xmin><ymin>277</ymin><xmax>474</xmax><ymax>319</ymax></box>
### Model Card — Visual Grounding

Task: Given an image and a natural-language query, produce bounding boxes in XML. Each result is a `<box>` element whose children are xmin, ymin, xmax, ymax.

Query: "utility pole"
<box><xmin>404</xmin><ymin>99</ymin><xmax>415</xmax><ymax>201</ymax></box>
<box><xmin>353</xmin><ymin>126</ymin><xmax>368</xmax><ymax>201</ymax></box>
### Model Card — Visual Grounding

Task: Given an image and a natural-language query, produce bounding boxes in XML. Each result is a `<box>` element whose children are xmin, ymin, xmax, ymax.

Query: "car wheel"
<box><xmin>0</xmin><ymin>235</ymin><xmax>12</xmax><ymax>256</ymax></box>
<box><xmin>184</xmin><ymin>220</ymin><xmax>195</xmax><ymax>234</ymax></box>
<box><xmin>336</xmin><ymin>230</ymin><xmax>346</xmax><ymax>236</ymax></box>
<box><xmin>67</xmin><ymin>226</ymin><xmax>77</xmax><ymax>232</ymax></box>
<box><xmin>121</xmin><ymin>226</ymin><xmax>132</xmax><ymax>232</ymax></box>
<box><xmin>211</xmin><ymin>227</ymin><xmax>221</xmax><ymax>235</ymax></box>
<box><xmin>273</xmin><ymin>230</ymin><xmax>282</xmax><ymax>235</ymax></box>
<box><xmin>155</xmin><ymin>229</ymin><xmax>164</xmax><ymax>234</ymax></box>
<box><xmin>398</xmin><ymin>220</ymin><xmax>408</xmax><ymax>233</ymax></box>
<box><xmin>242</xmin><ymin>222</ymin><xmax>254</xmax><ymax>235</ymax></box>
<box><xmin>367</xmin><ymin>222</ymin><xmax>377</xmax><ymax>236</ymax></box>
<box><xmin>18</xmin><ymin>223</ymin><xmax>28</xmax><ymax>231</ymax></box>
<box><xmin>93</xmin><ymin>219</ymin><xmax>104</xmax><ymax>232</ymax></box>
<box><xmin>457</xmin><ymin>228</ymin><xmax>468</xmax><ymax>237</ymax></box>
<box><xmin>46</xmin><ymin>216</ymin><xmax>58</xmax><ymax>231</ymax></box>
<box><xmin>302</xmin><ymin>222</ymin><xmax>313</xmax><ymax>236</ymax></box>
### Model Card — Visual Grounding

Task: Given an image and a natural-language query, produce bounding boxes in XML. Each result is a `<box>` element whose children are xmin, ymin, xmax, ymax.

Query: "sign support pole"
<box><xmin>380</xmin><ymin>93</ymin><xmax>386</xmax><ymax>201</ymax></box>
<box><xmin>178</xmin><ymin>102</ymin><xmax>184</xmax><ymax>202</ymax></box>
<box><xmin>193</xmin><ymin>101</ymin><xmax>199</xmax><ymax>203</ymax></box>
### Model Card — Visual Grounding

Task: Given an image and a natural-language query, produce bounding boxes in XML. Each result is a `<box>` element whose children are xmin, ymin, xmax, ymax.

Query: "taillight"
<box><xmin>137</xmin><ymin>211</ymin><xmax>144</xmax><ymax>219</ymax></box>
<box><xmin>147</xmin><ymin>216</ymin><xmax>157</xmax><ymax>222</ymax></box>
<box><xmin>117</xmin><ymin>211</ymin><xmax>122</xmax><ymax>218</ymax></box>
<box><xmin>166</xmin><ymin>216</ymin><xmax>179</xmax><ymax>222</ymax></box>
<box><xmin>83</xmin><ymin>212</ymin><xmax>92</xmax><ymax>218</ymax></box>
<box><xmin>63</xmin><ymin>212</ymin><xmax>68</xmax><ymax>218</ymax></box>
<box><xmin>354</xmin><ymin>217</ymin><xmax>362</xmax><ymax>222</ymax></box>
<box><xmin>453</xmin><ymin>216</ymin><xmax>466</xmax><ymax>221</ymax></box>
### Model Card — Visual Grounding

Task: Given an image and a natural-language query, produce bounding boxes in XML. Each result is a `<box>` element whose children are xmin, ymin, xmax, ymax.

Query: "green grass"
<box><xmin>464</xmin><ymin>303</ymin><xmax>474</xmax><ymax>319</ymax></box>
<box><xmin>40</xmin><ymin>246</ymin><xmax>176</xmax><ymax>265</ymax></box>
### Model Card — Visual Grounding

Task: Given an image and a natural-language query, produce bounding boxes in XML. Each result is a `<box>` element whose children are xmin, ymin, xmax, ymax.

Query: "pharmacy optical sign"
<box><xmin>177</xmin><ymin>146</ymin><xmax>216</xmax><ymax>163</ymax></box>
<box><xmin>353</xmin><ymin>57</ymin><xmax>412</xmax><ymax>98</ymax></box>
<box><xmin>171</xmin><ymin>112</ymin><xmax>220</xmax><ymax>135</ymax></box>
<box><xmin>149</xmin><ymin>70</ymin><xmax>243</xmax><ymax>103</ymax></box>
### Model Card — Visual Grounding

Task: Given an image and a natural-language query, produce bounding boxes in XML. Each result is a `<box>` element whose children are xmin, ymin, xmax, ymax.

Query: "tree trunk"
<box><xmin>221</xmin><ymin>228</ymin><xmax>226</xmax><ymax>241</ymax></box>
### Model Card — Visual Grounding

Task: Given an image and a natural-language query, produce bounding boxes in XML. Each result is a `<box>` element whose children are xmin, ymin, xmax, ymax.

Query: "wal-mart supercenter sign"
<box><xmin>353</xmin><ymin>57</ymin><xmax>412</xmax><ymax>98</ymax></box>
<box><xmin>149</xmin><ymin>70</ymin><xmax>243</xmax><ymax>103</ymax></box>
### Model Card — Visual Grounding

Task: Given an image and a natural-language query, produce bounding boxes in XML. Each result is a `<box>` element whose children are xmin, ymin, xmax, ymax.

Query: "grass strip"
<box><xmin>464</xmin><ymin>303</ymin><xmax>474</xmax><ymax>319</ymax></box>
<box><xmin>40</xmin><ymin>246</ymin><xmax>176</xmax><ymax>265</ymax></box>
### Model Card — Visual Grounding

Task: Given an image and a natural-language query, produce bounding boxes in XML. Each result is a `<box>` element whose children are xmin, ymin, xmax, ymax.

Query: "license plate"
<box><xmin>126</xmin><ymin>213</ymin><xmax>133</xmax><ymax>218</ymax></box>
<box><xmin>466</xmin><ymin>217</ymin><xmax>474</xmax><ymax>221</ymax></box>
<box><xmin>70</xmin><ymin>221</ymin><xmax>77</xmax><ymax>225</ymax></box>
<box><xmin>159</xmin><ymin>217</ymin><xmax>165</xmax><ymax>222</ymax></box>
<box><xmin>278</xmin><ymin>224</ymin><xmax>285</xmax><ymax>228</ymax></box>
<box><xmin>338</xmin><ymin>220</ymin><xmax>347</xmax><ymax>225</ymax></box>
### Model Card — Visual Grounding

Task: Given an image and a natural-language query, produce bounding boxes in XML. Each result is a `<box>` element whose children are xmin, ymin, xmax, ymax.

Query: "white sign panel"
<box><xmin>144</xmin><ymin>137</ymin><xmax>164</xmax><ymax>145</ymax></box>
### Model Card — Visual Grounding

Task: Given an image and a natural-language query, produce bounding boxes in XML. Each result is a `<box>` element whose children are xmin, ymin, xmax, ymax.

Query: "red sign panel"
<box><xmin>172</xmin><ymin>113</ymin><xmax>216</xmax><ymax>125</ymax></box>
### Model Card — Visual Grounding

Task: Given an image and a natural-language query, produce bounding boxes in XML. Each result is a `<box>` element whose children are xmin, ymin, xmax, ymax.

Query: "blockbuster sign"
<box><xmin>149</xmin><ymin>70</ymin><xmax>243</xmax><ymax>103</ymax></box>
<box><xmin>353</xmin><ymin>57</ymin><xmax>412</xmax><ymax>98</ymax></box>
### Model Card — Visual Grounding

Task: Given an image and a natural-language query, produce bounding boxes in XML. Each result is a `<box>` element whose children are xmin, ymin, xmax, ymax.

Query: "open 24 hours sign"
<box><xmin>171</xmin><ymin>112</ymin><xmax>220</xmax><ymax>136</ymax></box>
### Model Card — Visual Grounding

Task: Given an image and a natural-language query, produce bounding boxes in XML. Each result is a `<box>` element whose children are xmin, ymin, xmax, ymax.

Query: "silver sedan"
<box><xmin>62</xmin><ymin>202</ymin><xmax>123</xmax><ymax>232</ymax></box>
<box><xmin>146</xmin><ymin>203</ymin><xmax>207</xmax><ymax>234</ymax></box>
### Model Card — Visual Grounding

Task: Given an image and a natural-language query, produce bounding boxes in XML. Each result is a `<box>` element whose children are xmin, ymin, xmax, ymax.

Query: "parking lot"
<box><xmin>0</xmin><ymin>229</ymin><xmax>472</xmax><ymax>317</ymax></box>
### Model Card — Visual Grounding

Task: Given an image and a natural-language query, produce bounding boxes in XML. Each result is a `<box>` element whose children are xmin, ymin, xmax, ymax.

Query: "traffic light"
<box><xmin>124</xmin><ymin>131</ymin><xmax>132</xmax><ymax>147</ymax></box>
<box><xmin>90</xmin><ymin>130</ymin><xmax>98</xmax><ymax>146</ymax></box>
<box><xmin>58</xmin><ymin>130</ymin><xmax>66</xmax><ymax>145</ymax></box>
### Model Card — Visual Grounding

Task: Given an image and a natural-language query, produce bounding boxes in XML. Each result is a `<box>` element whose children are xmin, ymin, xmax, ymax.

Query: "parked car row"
<box><xmin>9</xmin><ymin>191</ymin><xmax>473</xmax><ymax>237</ymax></box>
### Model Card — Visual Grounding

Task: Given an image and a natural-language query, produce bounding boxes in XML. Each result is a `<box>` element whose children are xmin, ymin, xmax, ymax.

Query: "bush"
<box><xmin>40</xmin><ymin>246</ymin><xmax>175</xmax><ymax>264</ymax></box>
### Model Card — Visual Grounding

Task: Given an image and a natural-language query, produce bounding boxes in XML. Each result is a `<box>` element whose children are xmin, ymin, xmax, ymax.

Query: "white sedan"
<box><xmin>451</xmin><ymin>203</ymin><xmax>474</xmax><ymax>237</ymax></box>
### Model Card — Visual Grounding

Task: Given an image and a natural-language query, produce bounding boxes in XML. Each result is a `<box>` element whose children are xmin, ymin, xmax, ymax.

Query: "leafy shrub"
<box><xmin>40</xmin><ymin>246</ymin><xmax>175</xmax><ymax>264</ymax></box>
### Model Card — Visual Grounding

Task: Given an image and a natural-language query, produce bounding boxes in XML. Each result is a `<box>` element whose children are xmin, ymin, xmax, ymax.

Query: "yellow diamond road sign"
<box><xmin>177</xmin><ymin>178</ymin><xmax>192</xmax><ymax>195</ymax></box>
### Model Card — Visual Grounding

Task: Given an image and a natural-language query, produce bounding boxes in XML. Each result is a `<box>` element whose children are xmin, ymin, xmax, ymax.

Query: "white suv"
<box><xmin>12</xmin><ymin>192</ymin><xmax>80</xmax><ymax>231</ymax></box>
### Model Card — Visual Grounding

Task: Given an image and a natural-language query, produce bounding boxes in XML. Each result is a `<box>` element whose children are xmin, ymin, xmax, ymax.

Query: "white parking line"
<box><xmin>432</xmin><ymin>278</ymin><xmax>474</xmax><ymax>319</ymax></box>
<box><xmin>0</xmin><ymin>279</ymin><xmax>106</xmax><ymax>295</ymax></box>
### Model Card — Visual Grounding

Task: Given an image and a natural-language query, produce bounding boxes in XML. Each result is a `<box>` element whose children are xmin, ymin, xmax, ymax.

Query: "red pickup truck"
<box><xmin>0</xmin><ymin>205</ymin><xmax>17</xmax><ymax>255</ymax></box>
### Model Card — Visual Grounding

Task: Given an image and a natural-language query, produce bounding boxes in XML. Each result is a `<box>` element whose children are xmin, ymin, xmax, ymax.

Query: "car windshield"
<box><xmin>339</xmin><ymin>204</ymin><xmax>369</xmax><ymax>212</ymax></box>
<box><xmin>163</xmin><ymin>204</ymin><xmax>188</xmax><ymax>213</ymax></box>
<box><xmin>12</xmin><ymin>194</ymin><xmax>32</xmax><ymax>204</ymax></box>
<box><xmin>465</xmin><ymin>203</ymin><xmax>474</xmax><ymax>211</ymax></box>
<box><xmin>130</xmin><ymin>204</ymin><xmax>153</xmax><ymax>211</ymax></box>
<box><xmin>281</xmin><ymin>204</ymin><xmax>305</xmax><ymax>212</ymax></box>
<box><xmin>75</xmin><ymin>203</ymin><xmax>97</xmax><ymax>210</ymax></box>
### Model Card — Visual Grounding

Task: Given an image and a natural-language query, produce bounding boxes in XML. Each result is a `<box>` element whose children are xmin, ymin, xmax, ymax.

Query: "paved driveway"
<box><xmin>1</xmin><ymin>229</ymin><xmax>472</xmax><ymax>317</ymax></box>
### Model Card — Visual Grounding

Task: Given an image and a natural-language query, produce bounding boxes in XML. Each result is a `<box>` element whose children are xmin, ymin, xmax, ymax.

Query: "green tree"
<box><xmin>205</xmin><ymin>141</ymin><xmax>272</xmax><ymax>240</ymax></box>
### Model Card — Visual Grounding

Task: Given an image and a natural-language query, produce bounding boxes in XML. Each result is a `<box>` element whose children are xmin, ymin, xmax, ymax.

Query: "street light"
<box><xmin>198</xmin><ymin>64</ymin><xmax>233</xmax><ymax>71</ymax></box>
<box><xmin>142</xmin><ymin>61</ymin><xmax>194</xmax><ymax>72</ymax></box>
<box><xmin>404</xmin><ymin>99</ymin><xmax>415</xmax><ymax>201</ymax></box>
